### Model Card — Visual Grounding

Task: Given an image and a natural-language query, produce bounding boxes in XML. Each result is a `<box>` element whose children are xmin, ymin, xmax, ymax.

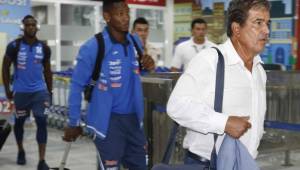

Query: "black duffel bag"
<box><xmin>0</xmin><ymin>119</ymin><xmax>11</xmax><ymax>151</ymax></box>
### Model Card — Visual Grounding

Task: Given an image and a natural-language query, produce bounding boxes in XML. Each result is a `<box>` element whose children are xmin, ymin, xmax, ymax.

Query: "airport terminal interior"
<box><xmin>1</xmin><ymin>0</ymin><xmax>300</xmax><ymax>170</ymax></box>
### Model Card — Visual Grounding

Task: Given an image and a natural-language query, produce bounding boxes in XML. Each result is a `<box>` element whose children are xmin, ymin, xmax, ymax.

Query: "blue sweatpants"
<box><xmin>94</xmin><ymin>114</ymin><xmax>147</xmax><ymax>170</ymax></box>
<box><xmin>13</xmin><ymin>90</ymin><xmax>50</xmax><ymax>144</ymax></box>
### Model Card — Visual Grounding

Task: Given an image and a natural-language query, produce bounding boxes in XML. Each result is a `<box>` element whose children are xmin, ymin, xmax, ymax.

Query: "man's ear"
<box><xmin>103</xmin><ymin>12</ymin><xmax>111</xmax><ymax>23</ymax></box>
<box><xmin>231</xmin><ymin>22</ymin><xmax>241</xmax><ymax>37</ymax></box>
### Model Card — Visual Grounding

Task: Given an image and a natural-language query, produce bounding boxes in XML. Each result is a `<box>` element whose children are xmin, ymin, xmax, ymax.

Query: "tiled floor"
<box><xmin>1</xmin><ymin>123</ymin><xmax>300</xmax><ymax>170</ymax></box>
<box><xmin>0</xmin><ymin>124</ymin><xmax>97</xmax><ymax>170</ymax></box>
<box><xmin>258</xmin><ymin>151</ymin><xmax>300</xmax><ymax>170</ymax></box>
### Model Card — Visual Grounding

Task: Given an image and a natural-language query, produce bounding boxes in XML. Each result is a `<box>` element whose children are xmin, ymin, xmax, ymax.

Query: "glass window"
<box><xmin>32</xmin><ymin>2</ymin><xmax>56</xmax><ymax>69</ymax></box>
<box><xmin>60</xmin><ymin>4</ymin><xmax>97</xmax><ymax>70</ymax></box>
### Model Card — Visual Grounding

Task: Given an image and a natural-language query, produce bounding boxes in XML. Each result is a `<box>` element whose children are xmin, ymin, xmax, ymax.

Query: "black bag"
<box><xmin>83</xmin><ymin>33</ymin><xmax>143</xmax><ymax>102</ymax></box>
<box><xmin>152</xmin><ymin>47</ymin><xmax>225</xmax><ymax>170</ymax></box>
<box><xmin>0</xmin><ymin>120</ymin><xmax>11</xmax><ymax>151</ymax></box>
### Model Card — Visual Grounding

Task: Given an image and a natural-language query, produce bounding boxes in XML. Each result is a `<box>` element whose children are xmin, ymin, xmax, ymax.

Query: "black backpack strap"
<box><xmin>11</xmin><ymin>38</ymin><xmax>22</xmax><ymax>65</ymax></box>
<box><xmin>91</xmin><ymin>32</ymin><xmax>105</xmax><ymax>84</ymax></box>
<box><xmin>129</xmin><ymin>34</ymin><xmax>143</xmax><ymax>71</ymax></box>
<box><xmin>83</xmin><ymin>33</ymin><xmax>105</xmax><ymax>102</ymax></box>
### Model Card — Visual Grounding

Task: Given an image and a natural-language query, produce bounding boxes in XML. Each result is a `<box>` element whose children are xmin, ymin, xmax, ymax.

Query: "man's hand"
<box><xmin>140</xmin><ymin>54</ymin><xmax>155</xmax><ymax>71</ymax></box>
<box><xmin>63</xmin><ymin>126</ymin><xmax>83</xmax><ymax>142</ymax></box>
<box><xmin>225</xmin><ymin>116</ymin><xmax>251</xmax><ymax>139</ymax></box>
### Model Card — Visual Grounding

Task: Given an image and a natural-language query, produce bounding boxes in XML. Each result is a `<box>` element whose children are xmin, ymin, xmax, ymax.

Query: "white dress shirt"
<box><xmin>171</xmin><ymin>37</ymin><xmax>216</xmax><ymax>70</ymax></box>
<box><xmin>167</xmin><ymin>39</ymin><xmax>267</xmax><ymax>160</ymax></box>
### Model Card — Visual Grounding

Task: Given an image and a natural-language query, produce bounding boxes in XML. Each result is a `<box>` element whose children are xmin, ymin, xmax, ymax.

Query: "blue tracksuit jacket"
<box><xmin>68</xmin><ymin>27</ymin><xmax>144</xmax><ymax>138</ymax></box>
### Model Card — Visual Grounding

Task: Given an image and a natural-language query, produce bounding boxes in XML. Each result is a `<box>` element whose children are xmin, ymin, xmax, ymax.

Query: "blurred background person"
<box><xmin>170</xmin><ymin>18</ymin><xmax>216</xmax><ymax>72</ymax></box>
<box><xmin>132</xmin><ymin>17</ymin><xmax>162</xmax><ymax>67</ymax></box>
<box><xmin>2</xmin><ymin>15</ymin><xmax>52</xmax><ymax>170</ymax></box>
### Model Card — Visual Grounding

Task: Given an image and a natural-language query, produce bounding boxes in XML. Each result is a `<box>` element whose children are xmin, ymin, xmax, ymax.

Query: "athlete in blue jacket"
<box><xmin>63</xmin><ymin>0</ymin><xmax>154</xmax><ymax>170</ymax></box>
<box><xmin>2</xmin><ymin>15</ymin><xmax>52</xmax><ymax>170</ymax></box>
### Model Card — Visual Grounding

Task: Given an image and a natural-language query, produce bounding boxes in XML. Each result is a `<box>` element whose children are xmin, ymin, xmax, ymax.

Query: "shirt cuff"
<box><xmin>209</xmin><ymin>113</ymin><xmax>228</xmax><ymax>134</ymax></box>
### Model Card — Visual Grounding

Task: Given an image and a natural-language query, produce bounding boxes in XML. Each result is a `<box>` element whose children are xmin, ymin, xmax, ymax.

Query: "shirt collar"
<box><xmin>190</xmin><ymin>37</ymin><xmax>207</xmax><ymax>46</ymax></box>
<box><xmin>20</xmin><ymin>37</ymin><xmax>39</xmax><ymax>46</ymax></box>
<box><xmin>223</xmin><ymin>39</ymin><xmax>263</xmax><ymax>66</ymax></box>
<box><xmin>105</xmin><ymin>27</ymin><xmax>130</xmax><ymax>45</ymax></box>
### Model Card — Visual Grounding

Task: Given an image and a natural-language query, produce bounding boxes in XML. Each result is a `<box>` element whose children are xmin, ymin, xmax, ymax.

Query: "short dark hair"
<box><xmin>191</xmin><ymin>18</ymin><xmax>207</xmax><ymax>29</ymax></box>
<box><xmin>133</xmin><ymin>17</ymin><xmax>149</xmax><ymax>28</ymax></box>
<box><xmin>227</xmin><ymin>0</ymin><xmax>270</xmax><ymax>37</ymax></box>
<box><xmin>103</xmin><ymin>0</ymin><xmax>125</xmax><ymax>12</ymax></box>
<box><xmin>22</xmin><ymin>15</ymin><xmax>36</xmax><ymax>23</ymax></box>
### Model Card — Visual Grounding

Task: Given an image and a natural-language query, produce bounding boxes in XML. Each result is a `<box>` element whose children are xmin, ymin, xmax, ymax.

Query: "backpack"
<box><xmin>11</xmin><ymin>38</ymin><xmax>50</xmax><ymax>66</ymax></box>
<box><xmin>84</xmin><ymin>33</ymin><xmax>143</xmax><ymax>102</ymax></box>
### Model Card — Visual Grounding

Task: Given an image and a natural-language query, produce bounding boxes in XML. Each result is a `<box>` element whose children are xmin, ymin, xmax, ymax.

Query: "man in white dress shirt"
<box><xmin>170</xmin><ymin>18</ymin><xmax>216</xmax><ymax>72</ymax></box>
<box><xmin>167</xmin><ymin>0</ymin><xmax>270</xmax><ymax>167</ymax></box>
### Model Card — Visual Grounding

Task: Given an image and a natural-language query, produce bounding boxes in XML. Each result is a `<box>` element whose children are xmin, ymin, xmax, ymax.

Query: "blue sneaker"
<box><xmin>37</xmin><ymin>160</ymin><xmax>49</xmax><ymax>170</ymax></box>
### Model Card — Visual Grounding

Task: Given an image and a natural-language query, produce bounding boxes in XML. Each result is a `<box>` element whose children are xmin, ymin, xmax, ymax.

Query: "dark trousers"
<box><xmin>13</xmin><ymin>90</ymin><xmax>49</xmax><ymax>144</ymax></box>
<box><xmin>94</xmin><ymin>114</ymin><xmax>147</xmax><ymax>170</ymax></box>
<box><xmin>184</xmin><ymin>150</ymin><xmax>210</xmax><ymax>169</ymax></box>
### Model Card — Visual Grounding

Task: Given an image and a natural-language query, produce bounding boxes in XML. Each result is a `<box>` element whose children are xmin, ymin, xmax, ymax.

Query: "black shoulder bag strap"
<box><xmin>12</xmin><ymin>38</ymin><xmax>22</xmax><ymax>65</ymax></box>
<box><xmin>162</xmin><ymin>47</ymin><xmax>225</xmax><ymax>169</ymax></box>
<box><xmin>84</xmin><ymin>33</ymin><xmax>105</xmax><ymax>102</ymax></box>
<box><xmin>210</xmin><ymin>47</ymin><xmax>225</xmax><ymax>170</ymax></box>
<box><xmin>129</xmin><ymin>35</ymin><xmax>143</xmax><ymax>71</ymax></box>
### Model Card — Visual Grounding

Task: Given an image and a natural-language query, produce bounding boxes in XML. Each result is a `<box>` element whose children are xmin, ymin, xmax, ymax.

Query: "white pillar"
<box><xmin>55</xmin><ymin>2</ymin><xmax>61</xmax><ymax>71</ymax></box>
<box><xmin>164</xmin><ymin>0</ymin><xmax>174</xmax><ymax>68</ymax></box>
<box><xmin>94</xmin><ymin>5</ymin><xmax>100</xmax><ymax>33</ymax></box>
